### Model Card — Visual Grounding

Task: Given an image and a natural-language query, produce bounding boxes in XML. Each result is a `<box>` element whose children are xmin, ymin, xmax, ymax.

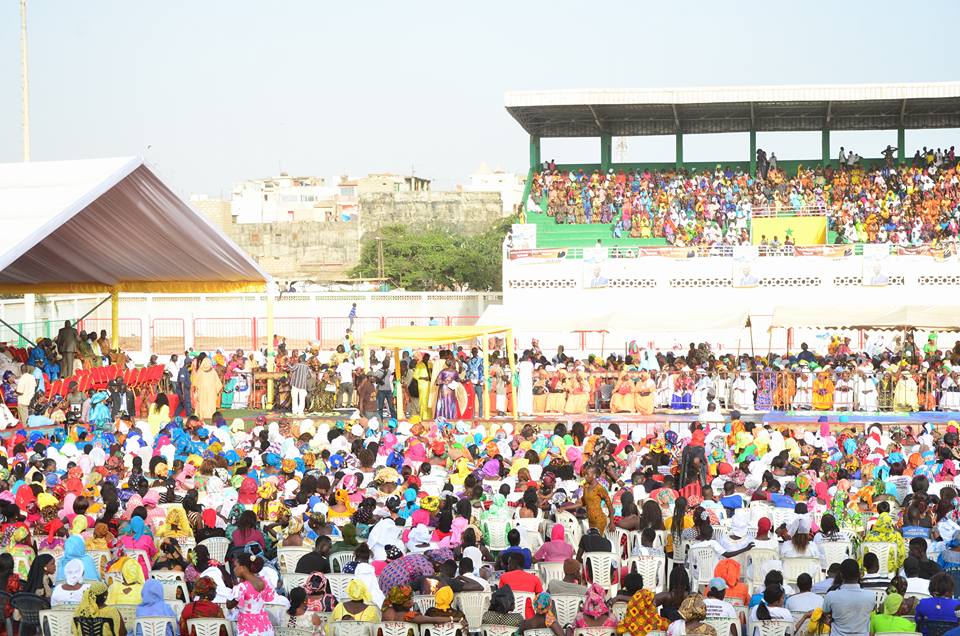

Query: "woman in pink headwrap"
<box><xmin>565</xmin><ymin>447</ymin><xmax>584</xmax><ymax>474</ymax></box>
<box><xmin>175</xmin><ymin>464</ymin><xmax>196</xmax><ymax>490</ymax></box>
<box><xmin>142</xmin><ymin>491</ymin><xmax>166</xmax><ymax>529</ymax></box>
<box><xmin>533</xmin><ymin>524</ymin><xmax>574</xmax><ymax>562</ymax></box>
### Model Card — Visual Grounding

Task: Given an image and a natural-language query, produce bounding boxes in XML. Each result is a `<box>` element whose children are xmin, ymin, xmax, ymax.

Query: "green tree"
<box><xmin>351</xmin><ymin>216</ymin><xmax>514</xmax><ymax>291</ymax></box>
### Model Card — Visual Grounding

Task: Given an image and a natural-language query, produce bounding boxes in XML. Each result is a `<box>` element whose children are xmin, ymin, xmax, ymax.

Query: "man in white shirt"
<box><xmin>164</xmin><ymin>354</ymin><xmax>180</xmax><ymax>382</ymax></box>
<box><xmin>786</xmin><ymin>573</ymin><xmax>824</xmax><ymax>613</ymax></box>
<box><xmin>15</xmin><ymin>365</ymin><xmax>36</xmax><ymax>424</ymax></box>
<box><xmin>335</xmin><ymin>358</ymin><xmax>355</xmax><ymax>408</ymax></box>
<box><xmin>704</xmin><ymin>578</ymin><xmax>737</xmax><ymax>619</ymax></box>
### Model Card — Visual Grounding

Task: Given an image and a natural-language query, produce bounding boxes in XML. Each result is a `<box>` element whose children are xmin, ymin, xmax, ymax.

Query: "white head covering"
<box><xmin>64</xmin><ymin>559</ymin><xmax>85</xmax><ymax>585</ymax></box>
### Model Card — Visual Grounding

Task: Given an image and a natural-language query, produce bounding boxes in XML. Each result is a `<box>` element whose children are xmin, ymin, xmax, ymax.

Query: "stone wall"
<box><xmin>209</xmin><ymin>191</ymin><xmax>505</xmax><ymax>281</ymax></box>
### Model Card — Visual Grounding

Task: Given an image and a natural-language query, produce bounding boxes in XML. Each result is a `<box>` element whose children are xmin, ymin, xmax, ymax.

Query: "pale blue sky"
<box><xmin>1</xmin><ymin>1</ymin><xmax>959</xmax><ymax>195</ymax></box>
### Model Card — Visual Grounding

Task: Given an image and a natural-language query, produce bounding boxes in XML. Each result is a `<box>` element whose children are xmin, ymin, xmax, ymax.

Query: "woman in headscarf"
<box><xmin>57</xmin><ymin>535</ymin><xmax>101</xmax><ymax>583</ymax></box>
<box><xmin>24</xmin><ymin>553</ymin><xmax>56</xmax><ymax>599</ymax></box>
<box><xmin>157</xmin><ymin>507</ymin><xmax>193</xmax><ymax>539</ymax></box>
<box><xmin>574</xmin><ymin>582</ymin><xmax>618</xmax><ymax>629</ymax></box>
<box><xmin>668</xmin><ymin>594</ymin><xmax>716</xmax><ymax>636</ymax></box>
<box><xmin>616</xmin><ymin>587</ymin><xmax>669</xmax><ymax>636</ymax></box>
<box><xmin>328</xmin><ymin>579</ymin><xmax>380</xmax><ymax>633</ymax></box>
<box><xmin>534</xmin><ymin>523</ymin><xmax>574</xmax><ymax>563</ymax></box>
<box><xmin>861</xmin><ymin>511</ymin><xmax>906</xmax><ymax>571</ymax></box>
<box><xmin>52</xmin><ymin>559</ymin><xmax>89</xmax><ymax>606</ymax></box>
<box><xmin>72</xmin><ymin>582</ymin><xmax>125</xmax><ymax>636</ymax></box>
<box><xmin>522</xmin><ymin>591</ymin><xmax>563</xmax><ymax>636</ymax></box>
<box><xmin>136</xmin><ymin>579</ymin><xmax>178</xmax><ymax>636</ymax></box>
<box><xmin>425</xmin><ymin>585</ymin><xmax>468</xmax><ymax>624</ymax></box>
<box><xmin>105</xmin><ymin>557</ymin><xmax>145</xmax><ymax>605</ymax></box>
<box><xmin>869</xmin><ymin>592</ymin><xmax>916</xmax><ymax>634</ymax></box>
<box><xmin>192</xmin><ymin>356</ymin><xmax>223</xmax><ymax>423</ymax></box>
<box><xmin>117</xmin><ymin>516</ymin><xmax>157</xmax><ymax>576</ymax></box>
<box><xmin>326</xmin><ymin>489</ymin><xmax>356</xmax><ymax>524</ymax></box>
<box><xmin>179</xmin><ymin>576</ymin><xmax>224</xmax><ymax>636</ymax></box>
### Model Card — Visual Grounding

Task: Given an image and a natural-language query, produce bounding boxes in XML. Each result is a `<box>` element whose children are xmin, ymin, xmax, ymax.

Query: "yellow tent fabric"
<box><xmin>362</xmin><ymin>325</ymin><xmax>512</xmax><ymax>348</ymax></box>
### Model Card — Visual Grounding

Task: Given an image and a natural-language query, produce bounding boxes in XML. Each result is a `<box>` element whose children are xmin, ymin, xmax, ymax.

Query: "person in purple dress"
<box><xmin>434</xmin><ymin>359</ymin><xmax>461</xmax><ymax>420</ymax></box>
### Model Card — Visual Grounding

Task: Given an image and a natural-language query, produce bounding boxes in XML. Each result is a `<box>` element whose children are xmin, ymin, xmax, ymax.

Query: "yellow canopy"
<box><xmin>362</xmin><ymin>325</ymin><xmax>512</xmax><ymax>348</ymax></box>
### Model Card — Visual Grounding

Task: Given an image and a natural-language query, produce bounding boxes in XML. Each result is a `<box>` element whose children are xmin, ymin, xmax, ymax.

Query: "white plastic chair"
<box><xmin>186</xmin><ymin>618</ymin><xmax>235</xmax><ymax>636</ymax></box>
<box><xmin>524</xmin><ymin>630</ymin><xmax>553</xmax><ymax>636</ymax></box>
<box><xmin>327</xmin><ymin>573</ymin><xmax>353</xmax><ymax>601</ymax></box>
<box><xmin>781</xmin><ymin>557</ymin><xmax>823</xmax><ymax>585</ymax></box>
<box><xmin>486</xmin><ymin>520</ymin><xmax>511</xmax><ymax>551</ymax></box>
<box><xmin>610</xmin><ymin>602</ymin><xmax>628</xmax><ymax>622</ymax></box>
<box><xmin>115</xmin><ymin>605</ymin><xmax>138</xmax><ymax>630</ymax></box>
<box><xmin>413</xmin><ymin>594</ymin><xmax>436</xmax><ymax>613</ymax></box>
<box><xmin>87</xmin><ymin>550</ymin><xmax>111</xmax><ymax>576</ymax></box>
<box><xmin>199</xmin><ymin>537</ymin><xmax>230</xmax><ymax>564</ymax></box>
<box><xmin>277</xmin><ymin>629</ymin><xmax>318</xmax><ymax>636</ymax></box>
<box><xmin>136</xmin><ymin>617</ymin><xmax>178</xmax><ymax>636</ymax></box>
<box><xmin>860</xmin><ymin>542</ymin><xmax>897</xmax><ymax>576</ymax></box>
<box><xmin>375</xmin><ymin>622</ymin><xmax>420</xmax><ymax>636</ymax></box>
<box><xmin>331</xmin><ymin>624</ymin><xmax>373</xmax><ymax>636</ymax></box>
<box><xmin>819</xmin><ymin>541</ymin><xmax>853</xmax><ymax>567</ymax></box>
<box><xmin>687</xmin><ymin>545</ymin><xmax>720</xmax><ymax>587</ymax></box>
<box><xmin>582</xmin><ymin>551</ymin><xmax>617</xmax><ymax>594</ymax></box>
<box><xmin>283</xmin><ymin>573</ymin><xmax>310</xmax><ymax>591</ymax></box>
<box><xmin>454</xmin><ymin>591</ymin><xmax>491</xmax><ymax>631</ymax></box>
<box><xmin>552</xmin><ymin>594</ymin><xmax>582</xmax><ymax>628</ymax></box>
<box><xmin>770</xmin><ymin>508</ymin><xmax>794</xmax><ymax>530</ymax></box>
<box><xmin>480</xmin><ymin>627</ymin><xmax>517</xmax><ymax>636</ymax></box>
<box><xmin>707</xmin><ymin>617</ymin><xmax>740</xmax><ymax>636</ymax></box>
<box><xmin>515</xmin><ymin>517</ymin><xmax>544</xmax><ymax>552</ymax></box>
<box><xmin>536</xmin><ymin>561</ymin><xmax>565</xmax><ymax>586</ymax></box>
<box><xmin>151</xmin><ymin>570</ymin><xmax>190</xmax><ymax>602</ymax></box>
<box><xmin>746</xmin><ymin>548</ymin><xmax>780</xmax><ymax>587</ymax></box>
<box><xmin>624</xmin><ymin>555</ymin><xmax>664</xmax><ymax>593</ymax></box>
<box><xmin>613</xmin><ymin>528</ymin><xmax>636</xmax><ymax>561</ymax></box>
<box><xmin>572</xmin><ymin>628</ymin><xmax>617</xmax><ymax>636</ymax></box>
<box><xmin>420</xmin><ymin>626</ymin><xmax>463</xmax><ymax>636</ymax></box>
<box><xmin>555</xmin><ymin>512</ymin><xmax>583</xmax><ymax>548</ymax></box>
<box><xmin>330</xmin><ymin>551</ymin><xmax>355</xmax><ymax>573</ymax></box>
<box><xmin>278</xmin><ymin>546</ymin><xmax>315</xmax><ymax>574</ymax></box>
<box><xmin>513</xmin><ymin>591</ymin><xmax>535</xmax><ymax>618</ymax></box>
<box><xmin>752</xmin><ymin>620</ymin><xmax>792</xmax><ymax>636</ymax></box>
<box><xmin>873</xmin><ymin>588</ymin><xmax>888</xmax><ymax>611</ymax></box>
<box><xmin>39</xmin><ymin>609</ymin><xmax>74</xmax><ymax>636</ymax></box>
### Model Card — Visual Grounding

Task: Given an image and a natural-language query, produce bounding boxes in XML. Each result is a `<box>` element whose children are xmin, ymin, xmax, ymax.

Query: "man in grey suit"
<box><xmin>55</xmin><ymin>320</ymin><xmax>78</xmax><ymax>377</ymax></box>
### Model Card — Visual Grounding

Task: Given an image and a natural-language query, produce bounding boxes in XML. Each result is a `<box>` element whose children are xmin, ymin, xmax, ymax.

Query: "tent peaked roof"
<box><xmin>0</xmin><ymin>156</ymin><xmax>270</xmax><ymax>293</ymax></box>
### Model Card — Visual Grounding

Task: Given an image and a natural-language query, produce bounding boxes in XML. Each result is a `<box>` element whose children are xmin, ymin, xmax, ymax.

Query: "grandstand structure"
<box><xmin>507</xmin><ymin>82</ymin><xmax>960</xmax><ymax>248</ymax></box>
<box><xmin>495</xmin><ymin>83</ymin><xmax>960</xmax><ymax>355</ymax></box>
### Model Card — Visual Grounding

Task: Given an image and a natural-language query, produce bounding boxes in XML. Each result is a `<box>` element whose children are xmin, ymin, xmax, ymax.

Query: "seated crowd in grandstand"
<box><xmin>7</xmin><ymin>356</ymin><xmax>960</xmax><ymax>636</ymax></box>
<box><xmin>530</xmin><ymin>148</ymin><xmax>960</xmax><ymax>247</ymax></box>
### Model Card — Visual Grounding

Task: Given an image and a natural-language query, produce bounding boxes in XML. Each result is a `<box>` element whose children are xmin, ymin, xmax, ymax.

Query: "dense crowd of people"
<box><xmin>7</xmin><ymin>380</ymin><xmax>960</xmax><ymax>636</ymax></box>
<box><xmin>529</xmin><ymin>149</ymin><xmax>960</xmax><ymax>247</ymax></box>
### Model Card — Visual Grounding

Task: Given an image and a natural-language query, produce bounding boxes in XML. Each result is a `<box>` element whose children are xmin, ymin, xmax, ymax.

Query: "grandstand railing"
<box><xmin>751</xmin><ymin>205</ymin><xmax>827</xmax><ymax>218</ymax></box>
<box><xmin>519</xmin><ymin>241</ymin><xmax>959</xmax><ymax>260</ymax></box>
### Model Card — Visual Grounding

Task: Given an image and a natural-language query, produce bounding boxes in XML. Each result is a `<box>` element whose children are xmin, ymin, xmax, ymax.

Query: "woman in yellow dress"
<box><xmin>635</xmin><ymin>370</ymin><xmax>656</xmax><ymax>415</ymax></box>
<box><xmin>414</xmin><ymin>353</ymin><xmax>431</xmax><ymax>421</ymax></box>
<box><xmin>580</xmin><ymin>465</ymin><xmax>613</xmax><ymax>534</ymax></box>
<box><xmin>610</xmin><ymin>371</ymin><xmax>636</xmax><ymax>413</ymax></box>
<box><xmin>105</xmin><ymin>557</ymin><xmax>145</xmax><ymax>605</ymax></box>
<box><xmin>564</xmin><ymin>371</ymin><xmax>590</xmax><ymax>414</ymax></box>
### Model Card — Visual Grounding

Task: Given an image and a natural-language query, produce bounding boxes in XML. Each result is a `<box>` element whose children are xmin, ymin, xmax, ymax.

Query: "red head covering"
<box><xmin>690</xmin><ymin>430</ymin><xmax>706</xmax><ymax>447</ymax></box>
<box><xmin>202</xmin><ymin>508</ymin><xmax>217</xmax><ymax>529</ymax></box>
<box><xmin>757</xmin><ymin>517</ymin><xmax>772</xmax><ymax>534</ymax></box>
<box><xmin>46</xmin><ymin>518</ymin><xmax>64</xmax><ymax>543</ymax></box>
<box><xmin>238</xmin><ymin>477</ymin><xmax>258</xmax><ymax>505</ymax></box>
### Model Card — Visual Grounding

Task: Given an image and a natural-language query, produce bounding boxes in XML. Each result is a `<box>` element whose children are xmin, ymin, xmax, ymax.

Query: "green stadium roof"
<box><xmin>505</xmin><ymin>82</ymin><xmax>960</xmax><ymax>137</ymax></box>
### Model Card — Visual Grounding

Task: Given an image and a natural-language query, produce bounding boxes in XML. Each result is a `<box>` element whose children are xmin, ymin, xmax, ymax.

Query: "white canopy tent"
<box><xmin>0</xmin><ymin>156</ymin><xmax>282</xmax><ymax>406</ymax></box>
<box><xmin>770</xmin><ymin>305</ymin><xmax>960</xmax><ymax>330</ymax></box>
<box><xmin>0</xmin><ymin>156</ymin><xmax>269</xmax><ymax>293</ymax></box>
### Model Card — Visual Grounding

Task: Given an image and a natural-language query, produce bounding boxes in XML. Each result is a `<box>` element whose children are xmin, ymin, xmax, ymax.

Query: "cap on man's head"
<box><xmin>708</xmin><ymin>577</ymin><xmax>728</xmax><ymax>591</ymax></box>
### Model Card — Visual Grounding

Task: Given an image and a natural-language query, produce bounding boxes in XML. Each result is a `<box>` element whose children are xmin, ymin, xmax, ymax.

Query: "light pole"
<box><xmin>20</xmin><ymin>0</ymin><xmax>30</xmax><ymax>161</ymax></box>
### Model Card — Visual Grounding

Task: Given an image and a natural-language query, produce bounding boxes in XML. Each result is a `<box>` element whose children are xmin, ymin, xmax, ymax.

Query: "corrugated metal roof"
<box><xmin>505</xmin><ymin>82</ymin><xmax>960</xmax><ymax>137</ymax></box>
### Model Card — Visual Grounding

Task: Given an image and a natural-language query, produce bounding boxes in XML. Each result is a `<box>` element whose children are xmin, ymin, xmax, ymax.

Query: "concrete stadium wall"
<box><xmin>208</xmin><ymin>192</ymin><xmax>506</xmax><ymax>281</ymax></box>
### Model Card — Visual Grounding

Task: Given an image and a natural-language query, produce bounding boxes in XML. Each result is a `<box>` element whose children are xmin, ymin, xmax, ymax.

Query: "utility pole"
<box><xmin>20</xmin><ymin>0</ymin><xmax>30</xmax><ymax>161</ymax></box>
<box><xmin>376</xmin><ymin>236</ymin><xmax>384</xmax><ymax>279</ymax></box>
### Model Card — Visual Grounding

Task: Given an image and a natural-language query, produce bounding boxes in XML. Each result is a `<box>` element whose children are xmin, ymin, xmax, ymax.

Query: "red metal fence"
<box><xmin>79</xmin><ymin>318</ymin><xmax>142</xmax><ymax>353</ymax></box>
<box><xmin>151</xmin><ymin>318</ymin><xmax>185</xmax><ymax>355</ymax></box>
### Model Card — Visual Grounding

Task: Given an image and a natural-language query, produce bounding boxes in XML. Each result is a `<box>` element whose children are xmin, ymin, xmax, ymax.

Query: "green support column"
<box><xmin>749</xmin><ymin>129</ymin><xmax>757</xmax><ymax>177</ymax></box>
<box><xmin>897</xmin><ymin>128</ymin><xmax>905</xmax><ymax>164</ymax></box>
<box><xmin>600</xmin><ymin>134</ymin><xmax>612</xmax><ymax>171</ymax></box>
<box><xmin>675</xmin><ymin>132</ymin><xmax>683</xmax><ymax>169</ymax></box>
<box><xmin>821</xmin><ymin>129</ymin><xmax>830</xmax><ymax>167</ymax></box>
<box><xmin>529</xmin><ymin>134</ymin><xmax>541</xmax><ymax>171</ymax></box>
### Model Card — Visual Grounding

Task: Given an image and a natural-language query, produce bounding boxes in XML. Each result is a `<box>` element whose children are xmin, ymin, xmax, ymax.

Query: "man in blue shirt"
<box><xmin>719</xmin><ymin>481</ymin><xmax>746</xmax><ymax>512</ymax></box>
<box><xmin>767</xmin><ymin>481</ymin><xmax>795</xmax><ymax>508</ymax></box>
<box><xmin>497</xmin><ymin>529</ymin><xmax>532</xmax><ymax>569</ymax></box>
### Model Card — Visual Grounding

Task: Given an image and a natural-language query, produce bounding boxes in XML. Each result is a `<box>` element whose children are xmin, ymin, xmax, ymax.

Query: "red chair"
<box><xmin>128</xmin><ymin>368</ymin><xmax>142</xmax><ymax>388</ymax></box>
